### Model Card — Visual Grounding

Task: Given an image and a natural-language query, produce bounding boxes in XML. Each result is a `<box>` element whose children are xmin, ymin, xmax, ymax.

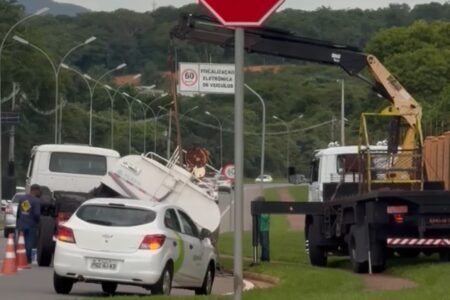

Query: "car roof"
<box><xmin>81</xmin><ymin>198</ymin><xmax>173</xmax><ymax>212</ymax></box>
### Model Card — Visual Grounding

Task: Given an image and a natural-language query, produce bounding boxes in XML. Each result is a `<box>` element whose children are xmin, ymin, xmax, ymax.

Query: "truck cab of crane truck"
<box><xmin>309</xmin><ymin>144</ymin><xmax>388</xmax><ymax>202</ymax></box>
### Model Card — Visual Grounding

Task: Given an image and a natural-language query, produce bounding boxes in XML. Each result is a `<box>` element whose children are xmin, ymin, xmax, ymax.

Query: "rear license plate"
<box><xmin>90</xmin><ymin>258</ymin><xmax>117</xmax><ymax>270</ymax></box>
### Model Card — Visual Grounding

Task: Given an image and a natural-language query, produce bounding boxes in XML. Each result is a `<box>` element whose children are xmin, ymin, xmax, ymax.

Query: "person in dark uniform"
<box><xmin>259</xmin><ymin>213</ymin><xmax>270</xmax><ymax>262</ymax></box>
<box><xmin>16</xmin><ymin>184</ymin><xmax>41</xmax><ymax>264</ymax></box>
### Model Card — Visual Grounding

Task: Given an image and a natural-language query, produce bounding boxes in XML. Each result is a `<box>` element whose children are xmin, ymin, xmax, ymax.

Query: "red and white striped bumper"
<box><xmin>387</xmin><ymin>238</ymin><xmax>450</xmax><ymax>247</ymax></box>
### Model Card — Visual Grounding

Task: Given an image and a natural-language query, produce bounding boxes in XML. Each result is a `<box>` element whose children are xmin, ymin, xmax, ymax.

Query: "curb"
<box><xmin>243</xmin><ymin>271</ymin><xmax>280</xmax><ymax>285</ymax></box>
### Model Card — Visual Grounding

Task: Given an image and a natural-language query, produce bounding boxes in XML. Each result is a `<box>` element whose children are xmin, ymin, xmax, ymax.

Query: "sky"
<box><xmin>55</xmin><ymin>0</ymin><xmax>448</xmax><ymax>12</ymax></box>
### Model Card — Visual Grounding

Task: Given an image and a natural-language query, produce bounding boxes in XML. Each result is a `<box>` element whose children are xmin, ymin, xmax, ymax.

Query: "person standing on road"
<box><xmin>259</xmin><ymin>213</ymin><xmax>270</xmax><ymax>262</ymax></box>
<box><xmin>16</xmin><ymin>184</ymin><xmax>41</xmax><ymax>264</ymax></box>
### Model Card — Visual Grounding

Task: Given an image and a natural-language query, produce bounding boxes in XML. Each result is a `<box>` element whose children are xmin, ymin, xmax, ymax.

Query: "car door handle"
<box><xmin>173</xmin><ymin>241</ymin><xmax>177</xmax><ymax>247</ymax></box>
<box><xmin>189</xmin><ymin>244</ymin><xmax>193</xmax><ymax>250</ymax></box>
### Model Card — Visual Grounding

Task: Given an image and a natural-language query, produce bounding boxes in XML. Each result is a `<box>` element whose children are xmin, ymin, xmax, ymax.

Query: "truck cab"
<box><xmin>26</xmin><ymin>144</ymin><xmax>120</xmax><ymax>194</ymax></box>
<box><xmin>309</xmin><ymin>144</ymin><xmax>388</xmax><ymax>202</ymax></box>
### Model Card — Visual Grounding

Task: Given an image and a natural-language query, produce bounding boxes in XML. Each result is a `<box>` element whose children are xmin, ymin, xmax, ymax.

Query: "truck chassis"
<box><xmin>252</xmin><ymin>189</ymin><xmax>450</xmax><ymax>273</ymax></box>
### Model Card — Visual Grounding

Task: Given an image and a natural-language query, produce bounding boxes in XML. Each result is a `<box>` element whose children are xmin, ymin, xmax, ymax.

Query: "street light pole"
<box><xmin>13</xmin><ymin>34</ymin><xmax>95</xmax><ymax>144</ymax></box>
<box><xmin>13</xmin><ymin>35</ymin><xmax>58</xmax><ymax>143</ymax></box>
<box><xmin>88</xmin><ymin>63</ymin><xmax>127</xmax><ymax>146</ymax></box>
<box><xmin>124</xmin><ymin>93</ymin><xmax>157</xmax><ymax>154</ymax></box>
<box><xmin>273</xmin><ymin>114</ymin><xmax>303</xmax><ymax>179</ymax></box>
<box><xmin>245</xmin><ymin>84</ymin><xmax>266</xmax><ymax>195</ymax></box>
<box><xmin>273</xmin><ymin>115</ymin><xmax>289</xmax><ymax>179</ymax></box>
<box><xmin>0</xmin><ymin>7</ymin><xmax>49</xmax><ymax>200</ymax></box>
<box><xmin>205</xmin><ymin>111</ymin><xmax>223</xmax><ymax>168</ymax></box>
<box><xmin>120</xmin><ymin>93</ymin><xmax>132</xmax><ymax>154</ymax></box>
<box><xmin>57</xmin><ymin>36</ymin><xmax>96</xmax><ymax>143</ymax></box>
<box><xmin>156</xmin><ymin>105</ymin><xmax>170</xmax><ymax>155</ymax></box>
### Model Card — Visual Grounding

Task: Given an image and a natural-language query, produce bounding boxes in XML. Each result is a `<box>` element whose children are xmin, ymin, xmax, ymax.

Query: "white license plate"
<box><xmin>90</xmin><ymin>258</ymin><xmax>117</xmax><ymax>270</ymax></box>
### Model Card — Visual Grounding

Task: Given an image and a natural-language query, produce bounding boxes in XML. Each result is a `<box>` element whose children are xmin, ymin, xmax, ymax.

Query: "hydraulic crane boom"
<box><xmin>171</xmin><ymin>14</ymin><xmax>423</xmax><ymax>151</ymax></box>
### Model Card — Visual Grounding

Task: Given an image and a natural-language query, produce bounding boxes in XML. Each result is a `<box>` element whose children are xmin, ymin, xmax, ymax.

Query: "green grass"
<box><xmin>218</xmin><ymin>186</ymin><xmax>450</xmax><ymax>300</ymax></box>
<box><xmin>102</xmin><ymin>186</ymin><xmax>450</xmax><ymax>299</ymax></box>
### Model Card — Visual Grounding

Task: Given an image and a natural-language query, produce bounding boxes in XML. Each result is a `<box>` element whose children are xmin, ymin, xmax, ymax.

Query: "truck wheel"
<box><xmin>307</xmin><ymin>218</ymin><xmax>327</xmax><ymax>267</ymax></box>
<box><xmin>37</xmin><ymin>216</ymin><xmax>55</xmax><ymax>267</ymax></box>
<box><xmin>396</xmin><ymin>249</ymin><xmax>420</xmax><ymax>258</ymax></box>
<box><xmin>53</xmin><ymin>272</ymin><xmax>74</xmax><ymax>294</ymax></box>
<box><xmin>371</xmin><ymin>241</ymin><xmax>386</xmax><ymax>273</ymax></box>
<box><xmin>349</xmin><ymin>233</ymin><xmax>368</xmax><ymax>273</ymax></box>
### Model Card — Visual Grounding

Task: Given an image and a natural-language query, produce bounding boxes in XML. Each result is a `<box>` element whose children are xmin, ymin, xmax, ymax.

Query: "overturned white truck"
<box><xmin>26</xmin><ymin>144</ymin><xmax>220</xmax><ymax>266</ymax></box>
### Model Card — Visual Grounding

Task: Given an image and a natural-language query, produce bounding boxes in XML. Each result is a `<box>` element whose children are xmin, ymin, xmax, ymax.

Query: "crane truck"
<box><xmin>171</xmin><ymin>15</ymin><xmax>450</xmax><ymax>273</ymax></box>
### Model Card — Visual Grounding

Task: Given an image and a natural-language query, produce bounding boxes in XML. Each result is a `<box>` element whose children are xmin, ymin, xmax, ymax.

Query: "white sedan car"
<box><xmin>53</xmin><ymin>198</ymin><xmax>216</xmax><ymax>296</ymax></box>
<box><xmin>255</xmin><ymin>174</ymin><xmax>273</xmax><ymax>183</ymax></box>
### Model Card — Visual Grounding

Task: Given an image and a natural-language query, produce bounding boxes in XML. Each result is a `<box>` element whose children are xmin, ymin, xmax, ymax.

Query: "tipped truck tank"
<box><xmin>100</xmin><ymin>154</ymin><xmax>221</xmax><ymax>232</ymax></box>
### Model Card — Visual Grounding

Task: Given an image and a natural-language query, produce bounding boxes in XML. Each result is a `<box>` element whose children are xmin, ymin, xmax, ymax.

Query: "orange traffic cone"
<box><xmin>1</xmin><ymin>234</ymin><xmax>17</xmax><ymax>275</ymax></box>
<box><xmin>16</xmin><ymin>232</ymin><xmax>29</xmax><ymax>270</ymax></box>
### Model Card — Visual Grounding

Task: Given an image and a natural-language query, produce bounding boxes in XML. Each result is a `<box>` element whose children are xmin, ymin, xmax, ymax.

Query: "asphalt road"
<box><xmin>0</xmin><ymin>190</ymin><xmax>240</xmax><ymax>299</ymax></box>
<box><xmin>0</xmin><ymin>183</ymin><xmax>288</xmax><ymax>299</ymax></box>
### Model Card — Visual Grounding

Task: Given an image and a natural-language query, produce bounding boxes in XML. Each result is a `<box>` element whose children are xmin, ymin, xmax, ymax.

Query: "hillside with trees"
<box><xmin>1</xmin><ymin>0</ymin><xmax>449</xmax><ymax>180</ymax></box>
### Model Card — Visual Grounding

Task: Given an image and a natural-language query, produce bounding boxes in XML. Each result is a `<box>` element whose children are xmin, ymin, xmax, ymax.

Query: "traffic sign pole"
<box><xmin>233</xmin><ymin>27</ymin><xmax>244</xmax><ymax>300</ymax></box>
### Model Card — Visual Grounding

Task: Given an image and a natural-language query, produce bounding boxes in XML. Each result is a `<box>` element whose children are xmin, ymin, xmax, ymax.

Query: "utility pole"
<box><xmin>340</xmin><ymin>79</ymin><xmax>345</xmax><ymax>146</ymax></box>
<box><xmin>7</xmin><ymin>83</ymin><xmax>18</xmax><ymax>197</ymax></box>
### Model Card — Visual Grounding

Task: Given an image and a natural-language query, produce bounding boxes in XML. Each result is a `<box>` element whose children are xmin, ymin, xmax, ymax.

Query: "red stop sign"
<box><xmin>200</xmin><ymin>0</ymin><xmax>285</xmax><ymax>27</ymax></box>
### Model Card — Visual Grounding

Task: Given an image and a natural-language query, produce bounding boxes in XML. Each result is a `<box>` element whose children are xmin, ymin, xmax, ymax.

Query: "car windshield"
<box><xmin>76</xmin><ymin>204</ymin><xmax>156</xmax><ymax>227</ymax></box>
<box><xmin>49</xmin><ymin>152</ymin><xmax>107</xmax><ymax>176</ymax></box>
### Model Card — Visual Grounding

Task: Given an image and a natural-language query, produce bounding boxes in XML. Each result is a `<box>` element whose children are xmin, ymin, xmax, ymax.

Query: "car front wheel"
<box><xmin>195</xmin><ymin>262</ymin><xmax>215</xmax><ymax>295</ymax></box>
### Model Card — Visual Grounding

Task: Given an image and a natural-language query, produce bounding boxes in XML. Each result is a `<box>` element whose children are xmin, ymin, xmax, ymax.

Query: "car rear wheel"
<box><xmin>53</xmin><ymin>272</ymin><xmax>73</xmax><ymax>295</ymax></box>
<box><xmin>101</xmin><ymin>282</ymin><xmax>118</xmax><ymax>295</ymax></box>
<box><xmin>195</xmin><ymin>262</ymin><xmax>215</xmax><ymax>295</ymax></box>
<box><xmin>151</xmin><ymin>263</ymin><xmax>172</xmax><ymax>295</ymax></box>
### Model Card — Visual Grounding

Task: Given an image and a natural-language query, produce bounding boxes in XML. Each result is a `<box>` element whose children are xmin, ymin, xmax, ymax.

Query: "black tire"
<box><xmin>37</xmin><ymin>216</ymin><xmax>56</xmax><ymax>267</ymax></box>
<box><xmin>53</xmin><ymin>272</ymin><xmax>73</xmax><ymax>295</ymax></box>
<box><xmin>195</xmin><ymin>262</ymin><xmax>215</xmax><ymax>295</ymax></box>
<box><xmin>151</xmin><ymin>263</ymin><xmax>173</xmax><ymax>295</ymax></box>
<box><xmin>396</xmin><ymin>249</ymin><xmax>420</xmax><ymax>258</ymax></box>
<box><xmin>101</xmin><ymin>282</ymin><xmax>118</xmax><ymax>295</ymax></box>
<box><xmin>349</xmin><ymin>234</ymin><xmax>368</xmax><ymax>274</ymax></box>
<box><xmin>371</xmin><ymin>241</ymin><xmax>387</xmax><ymax>273</ymax></box>
<box><xmin>3</xmin><ymin>228</ymin><xmax>12</xmax><ymax>238</ymax></box>
<box><xmin>306</xmin><ymin>219</ymin><xmax>327</xmax><ymax>267</ymax></box>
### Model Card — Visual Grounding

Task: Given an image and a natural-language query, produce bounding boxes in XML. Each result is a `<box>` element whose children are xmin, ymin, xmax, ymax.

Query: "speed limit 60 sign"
<box><xmin>179</xmin><ymin>62</ymin><xmax>235</xmax><ymax>94</ymax></box>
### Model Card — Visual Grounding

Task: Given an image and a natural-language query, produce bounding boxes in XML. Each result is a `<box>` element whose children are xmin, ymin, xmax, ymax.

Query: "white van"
<box><xmin>26</xmin><ymin>144</ymin><xmax>120</xmax><ymax>193</ymax></box>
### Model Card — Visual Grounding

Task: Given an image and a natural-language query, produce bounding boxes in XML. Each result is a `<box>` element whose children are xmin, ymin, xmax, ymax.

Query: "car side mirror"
<box><xmin>199</xmin><ymin>228</ymin><xmax>211</xmax><ymax>240</ymax></box>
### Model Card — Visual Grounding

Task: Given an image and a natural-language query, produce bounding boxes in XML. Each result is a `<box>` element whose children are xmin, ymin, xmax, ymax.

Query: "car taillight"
<box><xmin>140</xmin><ymin>235</ymin><xmax>166</xmax><ymax>250</ymax></box>
<box><xmin>57</xmin><ymin>226</ymin><xmax>76</xmax><ymax>244</ymax></box>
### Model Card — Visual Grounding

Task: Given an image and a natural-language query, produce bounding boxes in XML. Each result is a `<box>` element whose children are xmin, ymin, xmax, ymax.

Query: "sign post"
<box><xmin>197</xmin><ymin>1</ymin><xmax>285</xmax><ymax>299</ymax></box>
